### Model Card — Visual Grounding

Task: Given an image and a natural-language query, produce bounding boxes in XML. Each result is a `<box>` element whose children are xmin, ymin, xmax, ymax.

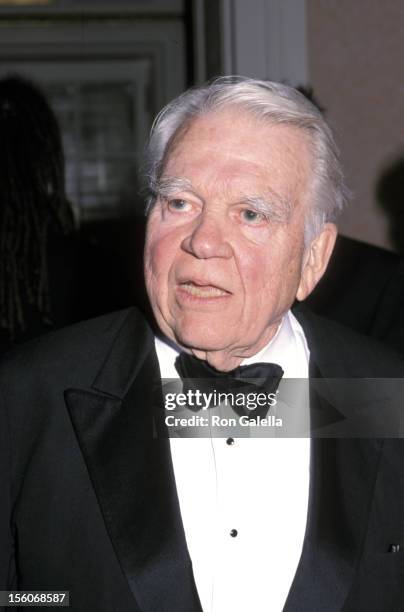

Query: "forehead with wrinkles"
<box><xmin>158</xmin><ymin>108</ymin><xmax>312</xmax><ymax>220</ymax></box>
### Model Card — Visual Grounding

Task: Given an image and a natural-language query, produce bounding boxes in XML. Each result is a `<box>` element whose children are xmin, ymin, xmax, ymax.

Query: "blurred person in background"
<box><xmin>0</xmin><ymin>75</ymin><xmax>76</xmax><ymax>350</ymax></box>
<box><xmin>0</xmin><ymin>75</ymin><xmax>136</xmax><ymax>354</ymax></box>
<box><xmin>298</xmin><ymin>86</ymin><xmax>404</xmax><ymax>355</ymax></box>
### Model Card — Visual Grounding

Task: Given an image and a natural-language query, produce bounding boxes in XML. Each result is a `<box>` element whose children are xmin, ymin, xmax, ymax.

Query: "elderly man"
<box><xmin>1</xmin><ymin>77</ymin><xmax>403</xmax><ymax>612</ymax></box>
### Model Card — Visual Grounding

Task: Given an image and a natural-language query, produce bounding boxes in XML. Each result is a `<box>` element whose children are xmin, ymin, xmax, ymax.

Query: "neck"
<box><xmin>183</xmin><ymin>320</ymin><xmax>284</xmax><ymax>372</ymax></box>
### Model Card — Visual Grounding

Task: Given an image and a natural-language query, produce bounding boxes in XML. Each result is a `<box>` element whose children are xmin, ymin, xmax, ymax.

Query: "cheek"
<box><xmin>236</xmin><ymin>249</ymin><xmax>274</xmax><ymax>309</ymax></box>
<box><xmin>145</xmin><ymin>225</ymin><xmax>184</xmax><ymax>308</ymax></box>
<box><xmin>145</xmin><ymin>232</ymin><xmax>171</xmax><ymax>291</ymax></box>
<box><xmin>237</xmin><ymin>240</ymin><xmax>303</xmax><ymax>309</ymax></box>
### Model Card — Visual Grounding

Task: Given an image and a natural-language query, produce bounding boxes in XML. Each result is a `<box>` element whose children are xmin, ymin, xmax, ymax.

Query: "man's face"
<box><xmin>144</xmin><ymin>109</ymin><xmax>321</xmax><ymax>370</ymax></box>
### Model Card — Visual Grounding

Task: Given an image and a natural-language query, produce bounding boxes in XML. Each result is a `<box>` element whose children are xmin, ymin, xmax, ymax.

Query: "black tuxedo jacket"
<box><xmin>1</xmin><ymin>306</ymin><xmax>404</xmax><ymax>612</ymax></box>
<box><xmin>306</xmin><ymin>235</ymin><xmax>404</xmax><ymax>355</ymax></box>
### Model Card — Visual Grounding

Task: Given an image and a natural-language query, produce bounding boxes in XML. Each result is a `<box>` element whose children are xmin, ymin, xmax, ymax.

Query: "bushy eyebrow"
<box><xmin>152</xmin><ymin>175</ymin><xmax>293</xmax><ymax>223</ymax></box>
<box><xmin>151</xmin><ymin>175</ymin><xmax>194</xmax><ymax>198</ymax></box>
<box><xmin>243</xmin><ymin>194</ymin><xmax>293</xmax><ymax>223</ymax></box>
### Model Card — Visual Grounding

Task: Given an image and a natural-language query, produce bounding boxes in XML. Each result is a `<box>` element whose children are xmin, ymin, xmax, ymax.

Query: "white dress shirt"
<box><xmin>155</xmin><ymin>311</ymin><xmax>310</xmax><ymax>612</ymax></box>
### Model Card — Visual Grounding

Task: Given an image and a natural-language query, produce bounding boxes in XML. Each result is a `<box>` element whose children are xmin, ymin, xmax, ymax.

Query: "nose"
<box><xmin>181</xmin><ymin>211</ymin><xmax>233</xmax><ymax>259</ymax></box>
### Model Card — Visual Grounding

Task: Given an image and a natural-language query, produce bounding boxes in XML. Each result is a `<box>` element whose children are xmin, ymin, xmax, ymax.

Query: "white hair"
<box><xmin>143</xmin><ymin>76</ymin><xmax>349</xmax><ymax>243</ymax></box>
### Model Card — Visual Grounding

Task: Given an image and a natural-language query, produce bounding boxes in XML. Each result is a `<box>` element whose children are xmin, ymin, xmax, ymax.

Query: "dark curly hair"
<box><xmin>0</xmin><ymin>74</ymin><xmax>75</xmax><ymax>338</ymax></box>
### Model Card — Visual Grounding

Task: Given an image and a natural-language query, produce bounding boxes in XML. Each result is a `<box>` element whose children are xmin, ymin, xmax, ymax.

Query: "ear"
<box><xmin>296</xmin><ymin>223</ymin><xmax>337</xmax><ymax>301</ymax></box>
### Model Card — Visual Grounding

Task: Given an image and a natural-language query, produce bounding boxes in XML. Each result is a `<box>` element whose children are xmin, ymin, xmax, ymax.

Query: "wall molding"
<box><xmin>221</xmin><ymin>0</ymin><xmax>308</xmax><ymax>86</ymax></box>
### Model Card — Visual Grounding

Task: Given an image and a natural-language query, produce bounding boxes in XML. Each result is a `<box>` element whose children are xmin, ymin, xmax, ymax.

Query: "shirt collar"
<box><xmin>155</xmin><ymin>310</ymin><xmax>309</xmax><ymax>379</ymax></box>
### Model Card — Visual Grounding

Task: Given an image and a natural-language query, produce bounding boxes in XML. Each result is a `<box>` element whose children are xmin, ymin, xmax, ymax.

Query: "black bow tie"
<box><xmin>175</xmin><ymin>352</ymin><xmax>283</xmax><ymax>419</ymax></box>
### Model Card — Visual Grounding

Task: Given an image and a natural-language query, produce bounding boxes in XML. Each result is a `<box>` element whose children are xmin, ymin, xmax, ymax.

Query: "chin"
<box><xmin>173</xmin><ymin>324</ymin><xmax>230</xmax><ymax>353</ymax></box>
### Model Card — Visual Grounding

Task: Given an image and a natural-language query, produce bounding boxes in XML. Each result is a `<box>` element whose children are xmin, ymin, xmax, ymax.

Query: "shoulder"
<box><xmin>293</xmin><ymin>304</ymin><xmax>404</xmax><ymax>377</ymax></box>
<box><xmin>0</xmin><ymin>307</ymin><xmax>154</xmax><ymax>486</ymax></box>
<box><xmin>0</xmin><ymin>307</ymin><xmax>151</xmax><ymax>391</ymax></box>
<box><xmin>305</xmin><ymin>236</ymin><xmax>404</xmax><ymax>351</ymax></box>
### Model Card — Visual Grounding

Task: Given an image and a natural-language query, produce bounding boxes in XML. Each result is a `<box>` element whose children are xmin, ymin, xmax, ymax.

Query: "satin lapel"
<box><xmin>65</xmin><ymin>310</ymin><xmax>202</xmax><ymax>612</ymax></box>
<box><xmin>285</xmin><ymin>308</ymin><xmax>384</xmax><ymax>611</ymax></box>
<box><xmin>284</xmin><ymin>435</ymin><xmax>383</xmax><ymax>611</ymax></box>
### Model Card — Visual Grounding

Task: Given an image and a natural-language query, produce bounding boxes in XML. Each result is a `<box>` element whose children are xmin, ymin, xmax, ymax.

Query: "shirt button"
<box><xmin>230</xmin><ymin>529</ymin><xmax>238</xmax><ymax>538</ymax></box>
<box><xmin>226</xmin><ymin>437</ymin><xmax>235</xmax><ymax>445</ymax></box>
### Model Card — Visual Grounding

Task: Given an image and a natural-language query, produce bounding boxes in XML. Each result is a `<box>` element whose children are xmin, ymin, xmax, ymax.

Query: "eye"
<box><xmin>240</xmin><ymin>208</ymin><xmax>267</xmax><ymax>224</ymax></box>
<box><xmin>167</xmin><ymin>198</ymin><xmax>191</xmax><ymax>212</ymax></box>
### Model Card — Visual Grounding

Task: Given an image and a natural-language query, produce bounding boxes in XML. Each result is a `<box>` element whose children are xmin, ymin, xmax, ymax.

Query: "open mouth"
<box><xmin>178</xmin><ymin>280</ymin><xmax>231</xmax><ymax>298</ymax></box>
